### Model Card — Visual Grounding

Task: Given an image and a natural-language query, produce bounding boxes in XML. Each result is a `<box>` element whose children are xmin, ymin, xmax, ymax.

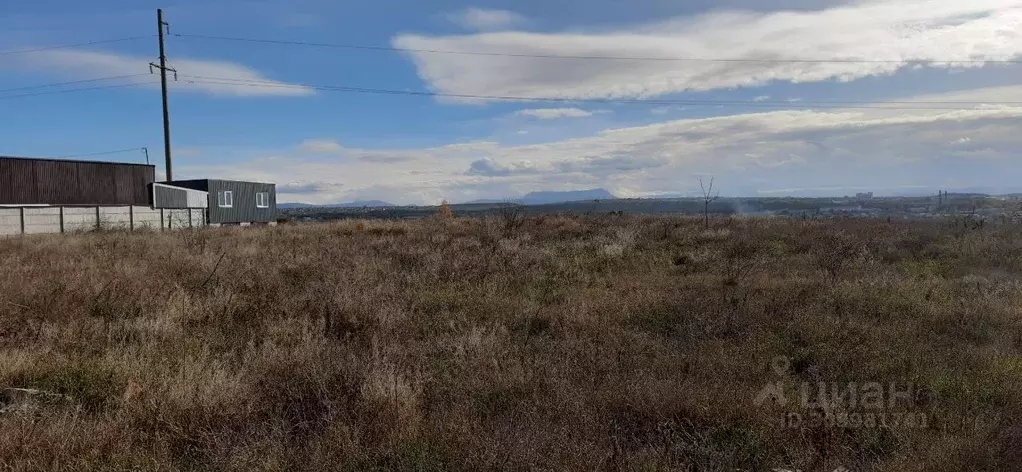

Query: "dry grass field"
<box><xmin>1</xmin><ymin>214</ymin><xmax>1022</xmax><ymax>471</ymax></box>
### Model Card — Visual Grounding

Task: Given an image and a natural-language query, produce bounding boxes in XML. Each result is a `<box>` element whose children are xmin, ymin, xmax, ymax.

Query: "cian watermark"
<box><xmin>755</xmin><ymin>356</ymin><xmax>929</xmax><ymax>429</ymax></box>
<box><xmin>779</xmin><ymin>410</ymin><xmax>928</xmax><ymax>429</ymax></box>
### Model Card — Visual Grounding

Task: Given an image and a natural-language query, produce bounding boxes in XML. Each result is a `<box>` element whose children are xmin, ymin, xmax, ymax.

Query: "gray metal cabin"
<box><xmin>160</xmin><ymin>179</ymin><xmax>276</xmax><ymax>224</ymax></box>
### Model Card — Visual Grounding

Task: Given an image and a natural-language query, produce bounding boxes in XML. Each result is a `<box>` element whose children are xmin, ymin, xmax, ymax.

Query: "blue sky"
<box><xmin>2</xmin><ymin>0</ymin><xmax>1022</xmax><ymax>204</ymax></box>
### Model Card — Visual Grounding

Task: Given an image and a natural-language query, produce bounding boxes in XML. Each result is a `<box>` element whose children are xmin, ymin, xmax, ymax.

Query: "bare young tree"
<box><xmin>699</xmin><ymin>177</ymin><xmax>720</xmax><ymax>229</ymax></box>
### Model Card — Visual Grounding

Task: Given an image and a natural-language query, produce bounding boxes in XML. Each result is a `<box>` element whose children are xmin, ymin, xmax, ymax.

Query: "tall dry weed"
<box><xmin>0</xmin><ymin>216</ymin><xmax>1018</xmax><ymax>470</ymax></box>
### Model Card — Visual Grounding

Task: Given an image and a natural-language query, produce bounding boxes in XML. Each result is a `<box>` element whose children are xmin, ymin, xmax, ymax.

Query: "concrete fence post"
<box><xmin>18</xmin><ymin>207</ymin><xmax>24</xmax><ymax>235</ymax></box>
<box><xmin>95</xmin><ymin>206</ymin><xmax>101</xmax><ymax>230</ymax></box>
<box><xmin>160</xmin><ymin>208</ymin><xmax>165</xmax><ymax>230</ymax></box>
<box><xmin>188</xmin><ymin>208</ymin><xmax>193</xmax><ymax>228</ymax></box>
<box><xmin>59</xmin><ymin>206</ymin><xmax>64</xmax><ymax>233</ymax></box>
<box><xmin>129</xmin><ymin>206</ymin><xmax>134</xmax><ymax>231</ymax></box>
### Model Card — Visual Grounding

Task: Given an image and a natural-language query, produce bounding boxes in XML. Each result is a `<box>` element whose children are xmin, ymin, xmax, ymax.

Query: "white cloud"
<box><xmin>515</xmin><ymin>108</ymin><xmax>596</xmax><ymax>119</ymax></box>
<box><xmin>178</xmin><ymin>86</ymin><xmax>1022</xmax><ymax>204</ymax></box>
<box><xmin>650</xmin><ymin>106</ymin><xmax>689</xmax><ymax>115</ymax></box>
<box><xmin>447</xmin><ymin>8</ymin><xmax>525</xmax><ymax>31</ymax></box>
<box><xmin>278</xmin><ymin>181</ymin><xmax>345</xmax><ymax>194</ymax></box>
<box><xmin>18</xmin><ymin>49</ymin><xmax>312</xmax><ymax>97</ymax></box>
<box><xmin>395</xmin><ymin>0</ymin><xmax>1022</xmax><ymax>101</ymax></box>
<box><xmin>298</xmin><ymin>139</ymin><xmax>345</xmax><ymax>154</ymax></box>
<box><xmin>175</xmin><ymin>148</ymin><xmax>204</xmax><ymax>158</ymax></box>
<box><xmin>466</xmin><ymin>157</ymin><xmax>539</xmax><ymax>176</ymax></box>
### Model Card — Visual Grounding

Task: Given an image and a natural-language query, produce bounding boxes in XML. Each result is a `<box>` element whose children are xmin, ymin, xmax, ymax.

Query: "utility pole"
<box><xmin>150</xmin><ymin>9</ymin><xmax>176</xmax><ymax>182</ymax></box>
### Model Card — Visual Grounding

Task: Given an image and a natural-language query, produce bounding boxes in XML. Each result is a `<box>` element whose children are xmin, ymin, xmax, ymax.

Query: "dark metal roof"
<box><xmin>164</xmin><ymin>178</ymin><xmax>276</xmax><ymax>185</ymax></box>
<box><xmin>0</xmin><ymin>155</ymin><xmax>154</xmax><ymax>168</ymax></box>
<box><xmin>207</xmin><ymin>178</ymin><xmax>276</xmax><ymax>185</ymax></box>
<box><xmin>162</xmin><ymin>179</ymin><xmax>278</xmax><ymax>191</ymax></box>
<box><xmin>161</xmin><ymin>180</ymin><xmax>210</xmax><ymax>191</ymax></box>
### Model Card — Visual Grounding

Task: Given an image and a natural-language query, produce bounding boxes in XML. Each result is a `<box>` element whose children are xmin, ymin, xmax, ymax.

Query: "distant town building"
<box><xmin>855</xmin><ymin>192</ymin><xmax>874</xmax><ymax>201</ymax></box>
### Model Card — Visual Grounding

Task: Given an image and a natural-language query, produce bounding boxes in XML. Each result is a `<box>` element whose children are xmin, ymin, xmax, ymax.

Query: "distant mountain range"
<box><xmin>281</xmin><ymin>189</ymin><xmax>620</xmax><ymax>209</ymax></box>
<box><xmin>467</xmin><ymin>188</ymin><xmax>618</xmax><ymax>205</ymax></box>
<box><xmin>278</xmin><ymin>200</ymin><xmax>395</xmax><ymax>209</ymax></box>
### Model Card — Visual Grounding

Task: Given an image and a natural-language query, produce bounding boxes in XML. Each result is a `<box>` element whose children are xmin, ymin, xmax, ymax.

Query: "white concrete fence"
<box><xmin>0</xmin><ymin>206</ymin><xmax>206</xmax><ymax>236</ymax></box>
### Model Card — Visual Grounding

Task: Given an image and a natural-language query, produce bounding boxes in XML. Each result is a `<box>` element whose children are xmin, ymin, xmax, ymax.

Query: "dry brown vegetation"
<box><xmin>1</xmin><ymin>215</ymin><xmax>1022</xmax><ymax>471</ymax></box>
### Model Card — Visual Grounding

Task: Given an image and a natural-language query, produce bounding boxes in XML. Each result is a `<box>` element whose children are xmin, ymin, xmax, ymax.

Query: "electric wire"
<box><xmin>179</xmin><ymin>74</ymin><xmax>1022</xmax><ymax>111</ymax></box>
<box><xmin>0</xmin><ymin>36</ymin><xmax>152</xmax><ymax>57</ymax></box>
<box><xmin>0</xmin><ymin>74</ymin><xmax>151</xmax><ymax>94</ymax></box>
<box><xmin>0</xmin><ymin>81</ymin><xmax>156</xmax><ymax>100</ymax></box>
<box><xmin>56</xmin><ymin>147</ymin><xmax>146</xmax><ymax>159</ymax></box>
<box><xmin>173</xmin><ymin>33</ymin><xmax>1022</xmax><ymax>64</ymax></box>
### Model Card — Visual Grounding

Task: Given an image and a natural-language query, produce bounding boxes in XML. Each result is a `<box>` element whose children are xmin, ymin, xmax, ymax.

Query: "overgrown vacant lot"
<box><xmin>2</xmin><ymin>215</ymin><xmax>1022</xmax><ymax>470</ymax></box>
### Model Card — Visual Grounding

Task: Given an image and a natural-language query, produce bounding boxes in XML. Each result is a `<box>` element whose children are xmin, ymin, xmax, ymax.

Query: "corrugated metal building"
<box><xmin>0</xmin><ymin>156</ymin><xmax>154</xmax><ymax>206</ymax></box>
<box><xmin>158</xmin><ymin>179</ymin><xmax>277</xmax><ymax>224</ymax></box>
<box><xmin>1</xmin><ymin>156</ymin><xmax>276</xmax><ymax>227</ymax></box>
<box><xmin>152</xmin><ymin>183</ymin><xmax>209</xmax><ymax>209</ymax></box>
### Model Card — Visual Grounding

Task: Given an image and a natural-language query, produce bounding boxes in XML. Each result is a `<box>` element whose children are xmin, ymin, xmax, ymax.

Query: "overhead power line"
<box><xmin>179</xmin><ymin>74</ymin><xmax>1022</xmax><ymax>111</ymax></box>
<box><xmin>174</xmin><ymin>33</ymin><xmax>1022</xmax><ymax>65</ymax></box>
<box><xmin>0</xmin><ymin>36</ymin><xmax>152</xmax><ymax>57</ymax></box>
<box><xmin>56</xmin><ymin>147</ymin><xmax>147</xmax><ymax>159</ymax></box>
<box><xmin>0</xmin><ymin>81</ymin><xmax>155</xmax><ymax>100</ymax></box>
<box><xmin>0</xmin><ymin>74</ymin><xmax>150</xmax><ymax>94</ymax></box>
